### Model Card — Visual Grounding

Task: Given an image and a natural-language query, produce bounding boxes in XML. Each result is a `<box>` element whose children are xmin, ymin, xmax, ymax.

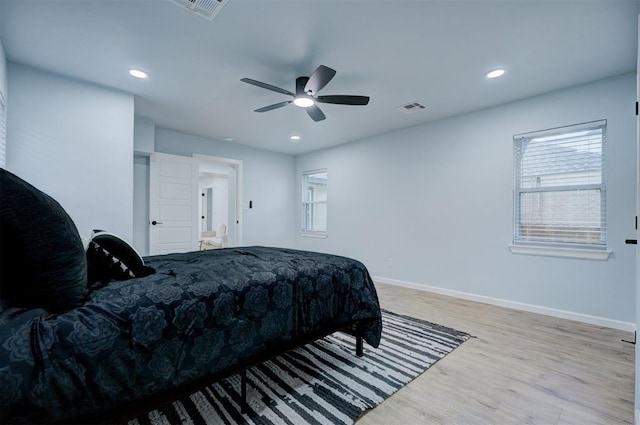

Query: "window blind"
<box><xmin>302</xmin><ymin>170</ymin><xmax>327</xmax><ymax>233</ymax></box>
<box><xmin>513</xmin><ymin>120</ymin><xmax>606</xmax><ymax>247</ymax></box>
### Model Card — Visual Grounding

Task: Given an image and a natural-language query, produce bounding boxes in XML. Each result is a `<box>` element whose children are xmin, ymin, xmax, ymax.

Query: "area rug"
<box><xmin>129</xmin><ymin>310</ymin><xmax>470</xmax><ymax>425</ymax></box>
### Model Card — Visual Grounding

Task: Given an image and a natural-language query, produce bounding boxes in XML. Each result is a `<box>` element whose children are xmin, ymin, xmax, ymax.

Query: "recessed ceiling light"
<box><xmin>486</xmin><ymin>69</ymin><xmax>505</xmax><ymax>79</ymax></box>
<box><xmin>129</xmin><ymin>69</ymin><xmax>148</xmax><ymax>79</ymax></box>
<box><xmin>223</xmin><ymin>136</ymin><xmax>234</xmax><ymax>142</ymax></box>
<box><xmin>290</xmin><ymin>135</ymin><xmax>301</xmax><ymax>141</ymax></box>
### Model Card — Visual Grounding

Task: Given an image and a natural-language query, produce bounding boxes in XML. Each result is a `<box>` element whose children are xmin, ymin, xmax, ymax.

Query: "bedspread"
<box><xmin>0</xmin><ymin>246</ymin><xmax>382</xmax><ymax>423</ymax></box>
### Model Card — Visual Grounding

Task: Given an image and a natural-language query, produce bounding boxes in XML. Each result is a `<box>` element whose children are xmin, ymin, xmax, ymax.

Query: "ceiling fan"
<box><xmin>240</xmin><ymin>65</ymin><xmax>370</xmax><ymax>122</ymax></box>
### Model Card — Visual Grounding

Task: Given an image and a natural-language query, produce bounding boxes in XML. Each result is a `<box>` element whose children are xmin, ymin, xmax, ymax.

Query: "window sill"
<box><xmin>300</xmin><ymin>231</ymin><xmax>328</xmax><ymax>239</ymax></box>
<box><xmin>508</xmin><ymin>244</ymin><xmax>611</xmax><ymax>261</ymax></box>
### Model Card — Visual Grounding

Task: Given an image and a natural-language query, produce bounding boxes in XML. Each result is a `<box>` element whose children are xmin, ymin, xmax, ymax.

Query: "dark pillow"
<box><xmin>0</xmin><ymin>168</ymin><xmax>87</xmax><ymax>312</ymax></box>
<box><xmin>86</xmin><ymin>231</ymin><xmax>155</xmax><ymax>288</ymax></box>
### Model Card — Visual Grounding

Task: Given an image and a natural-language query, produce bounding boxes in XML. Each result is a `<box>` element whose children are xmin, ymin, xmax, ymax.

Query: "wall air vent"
<box><xmin>167</xmin><ymin>0</ymin><xmax>229</xmax><ymax>21</ymax></box>
<box><xmin>396</xmin><ymin>101</ymin><xmax>427</xmax><ymax>114</ymax></box>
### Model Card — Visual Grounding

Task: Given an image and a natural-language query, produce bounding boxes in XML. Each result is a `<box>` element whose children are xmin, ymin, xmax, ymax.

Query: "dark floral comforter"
<box><xmin>0</xmin><ymin>246</ymin><xmax>382</xmax><ymax>424</ymax></box>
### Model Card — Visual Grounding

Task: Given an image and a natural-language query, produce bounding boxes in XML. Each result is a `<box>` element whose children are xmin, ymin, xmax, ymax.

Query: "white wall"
<box><xmin>133</xmin><ymin>155</ymin><xmax>150</xmax><ymax>255</ymax></box>
<box><xmin>133</xmin><ymin>116</ymin><xmax>155</xmax><ymax>253</ymax></box>
<box><xmin>0</xmin><ymin>39</ymin><xmax>7</xmax><ymax>103</ymax></box>
<box><xmin>0</xmin><ymin>39</ymin><xmax>7</xmax><ymax>169</ymax></box>
<box><xmin>6</xmin><ymin>62</ymin><xmax>134</xmax><ymax>241</ymax></box>
<box><xmin>134</xmin><ymin>115</ymin><xmax>155</xmax><ymax>155</ymax></box>
<box><xmin>296</xmin><ymin>73</ymin><xmax>637</xmax><ymax>326</ymax></box>
<box><xmin>153</xmin><ymin>128</ymin><xmax>296</xmax><ymax>249</ymax></box>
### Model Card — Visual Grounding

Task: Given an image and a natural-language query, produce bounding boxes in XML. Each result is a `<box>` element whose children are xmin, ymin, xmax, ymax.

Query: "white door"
<box><xmin>149</xmin><ymin>153</ymin><xmax>199</xmax><ymax>255</ymax></box>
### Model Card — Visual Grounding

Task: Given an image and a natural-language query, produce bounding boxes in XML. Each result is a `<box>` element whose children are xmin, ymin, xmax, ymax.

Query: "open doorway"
<box><xmin>194</xmin><ymin>154</ymin><xmax>243</xmax><ymax>248</ymax></box>
<box><xmin>199</xmin><ymin>170</ymin><xmax>229</xmax><ymax>248</ymax></box>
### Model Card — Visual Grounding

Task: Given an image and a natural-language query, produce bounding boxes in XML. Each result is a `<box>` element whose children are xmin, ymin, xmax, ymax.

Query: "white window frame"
<box><xmin>301</xmin><ymin>169</ymin><xmax>328</xmax><ymax>238</ymax></box>
<box><xmin>509</xmin><ymin>120</ymin><xmax>611</xmax><ymax>260</ymax></box>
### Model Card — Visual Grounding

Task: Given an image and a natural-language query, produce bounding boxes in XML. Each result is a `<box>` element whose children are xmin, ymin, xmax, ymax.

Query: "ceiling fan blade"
<box><xmin>241</xmin><ymin>78</ymin><xmax>294</xmax><ymax>96</ymax></box>
<box><xmin>304</xmin><ymin>65</ymin><xmax>336</xmax><ymax>95</ymax></box>
<box><xmin>296</xmin><ymin>76</ymin><xmax>309</xmax><ymax>96</ymax></box>
<box><xmin>254</xmin><ymin>100</ymin><xmax>292</xmax><ymax>113</ymax></box>
<box><xmin>306</xmin><ymin>104</ymin><xmax>326</xmax><ymax>122</ymax></box>
<box><xmin>316</xmin><ymin>95</ymin><xmax>370</xmax><ymax>105</ymax></box>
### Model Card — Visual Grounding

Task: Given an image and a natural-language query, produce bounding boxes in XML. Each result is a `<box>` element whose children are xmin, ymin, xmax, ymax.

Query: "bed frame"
<box><xmin>70</xmin><ymin>325</ymin><xmax>366</xmax><ymax>423</ymax></box>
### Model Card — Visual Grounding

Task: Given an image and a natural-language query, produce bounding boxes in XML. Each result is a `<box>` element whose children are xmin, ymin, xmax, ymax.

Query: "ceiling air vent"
<box><xmin>168</xmin><ymin>0</ymin><xmax>229</xmax><ymax>21</ymax></box>
<box><xmin>396</xmin><ymin>101</ymin><xmax>427</xmax><ymax>114</ymax></box>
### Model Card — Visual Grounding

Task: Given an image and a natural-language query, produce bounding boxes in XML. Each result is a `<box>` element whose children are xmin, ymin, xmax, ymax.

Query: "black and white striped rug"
<box><xmin>129</xmin><ymin>310</ymin><xmax>470</xmax><ymax>425</ymax></box>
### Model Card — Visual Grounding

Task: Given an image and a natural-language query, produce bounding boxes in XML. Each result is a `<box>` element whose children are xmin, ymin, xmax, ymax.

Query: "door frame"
<box><xmin>193</xmin><ymin>153</ymin><xmax>243</xmax><ymax>247</ymax></box>
<box><xmin>634</xmin><ymin>13</ymin><xmax>639</xmax><ymax>424</ymax></box>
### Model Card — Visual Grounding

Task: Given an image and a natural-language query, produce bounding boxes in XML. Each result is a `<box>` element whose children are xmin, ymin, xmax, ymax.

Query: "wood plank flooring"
<box><xmin>357</xmin><ymin>282</ymin><xmax>635</xmax><ymax>425</ymax></box>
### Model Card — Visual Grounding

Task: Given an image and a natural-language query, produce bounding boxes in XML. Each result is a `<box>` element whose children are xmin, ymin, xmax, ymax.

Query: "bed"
<box><xmin>0</xmin><ymin>168</ymin><xmax>382</xmax><ymax>424</ymax></box>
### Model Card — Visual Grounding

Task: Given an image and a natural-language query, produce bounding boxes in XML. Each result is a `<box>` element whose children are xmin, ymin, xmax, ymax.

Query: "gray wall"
<box><xmin>6</xmin><ymin>62</ymin><xmax>135</xmax><ymax>241</ymax></box>
<box><xmin>153</xmin><ymin>128</ymin><xmax>296</xmax><ymax>250</ymax></box>
<box><xmin>295</xmin><ymin>73</ymin><xmax>637</xmax><ymax>326</ymax></box>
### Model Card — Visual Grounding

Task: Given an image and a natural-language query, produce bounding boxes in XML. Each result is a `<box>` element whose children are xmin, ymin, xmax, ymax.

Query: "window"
<box><xmin>302</xmin><ymin>169</ymin><xmax>327</xmax><ymax>235</ymax></box>
<box><xmin>512</xmin><ymin>120</ymin><xmax>607</xmax><ymax>257</ymax></box>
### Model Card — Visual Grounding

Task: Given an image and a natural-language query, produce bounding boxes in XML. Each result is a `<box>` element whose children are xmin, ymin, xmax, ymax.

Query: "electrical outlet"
<box><xmin>386</xmin><ymin>258</ymin><xmax>393</xmax><ymax>267</ymax></box>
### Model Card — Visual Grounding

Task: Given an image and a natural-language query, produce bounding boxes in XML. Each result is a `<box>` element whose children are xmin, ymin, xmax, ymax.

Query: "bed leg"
<box><xmin>240</xmin><ymin>370</ymin><xmax>247</xmax><ymax>413</ymax></box>
<box><xmin>356</xmin><ymin>335</ymin><xmax>363</xmax><ymax>357</ymax></box>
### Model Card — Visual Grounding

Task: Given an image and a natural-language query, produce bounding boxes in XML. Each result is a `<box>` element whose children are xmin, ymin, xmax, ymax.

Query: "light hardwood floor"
<box><xmin>357</xmin><ymin>282</ymin><xmax>635</xmax><ymax>425</ymax></box>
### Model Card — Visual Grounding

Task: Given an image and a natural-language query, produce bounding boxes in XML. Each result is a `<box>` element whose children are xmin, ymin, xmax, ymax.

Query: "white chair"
<box><xmin>199</xmin><ymin>223</ymin><xmax>228</xmax><ymax>250</ymax></box>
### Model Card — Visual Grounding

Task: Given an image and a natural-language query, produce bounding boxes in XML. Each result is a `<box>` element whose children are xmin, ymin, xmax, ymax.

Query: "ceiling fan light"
<box><xmin>293</xmin><ymin>96</ymin><xmax>315</xmax><ymax>108</ymax></box>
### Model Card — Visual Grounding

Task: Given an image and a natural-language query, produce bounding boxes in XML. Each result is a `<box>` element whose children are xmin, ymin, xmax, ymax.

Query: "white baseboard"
<box><xmin>372</xmin><ymin>276</ymin><xmax>635</xmax><ymax>333</ymax></box>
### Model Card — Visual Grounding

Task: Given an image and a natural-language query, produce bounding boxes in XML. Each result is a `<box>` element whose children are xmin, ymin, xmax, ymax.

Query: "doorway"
<box><xmin>147</xmin><ymin>153</ymin><xmax>243</xmax><ymax>255</ymax></box>
<box><xmin>194</xmin><ymin>154</ymin><xmax>243</xmax><ymax>248</ymax></box>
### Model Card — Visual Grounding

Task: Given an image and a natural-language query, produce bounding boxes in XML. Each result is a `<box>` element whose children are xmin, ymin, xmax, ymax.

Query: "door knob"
<box><xmin>151</xmin><ymin>220</ymin><xmax>163</xmax><ymax>226</ymax></box>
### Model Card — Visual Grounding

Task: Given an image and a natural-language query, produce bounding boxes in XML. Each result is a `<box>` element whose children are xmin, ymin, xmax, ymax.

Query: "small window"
<box><xmin>302</xmin><ymin>169</ymin><xmax>327</xmax><ymax>235</ymax></box>
<box><xmin>513</xmin><ymin>120</ymin><xmax>607</xmax><ymax>250</ymax></box>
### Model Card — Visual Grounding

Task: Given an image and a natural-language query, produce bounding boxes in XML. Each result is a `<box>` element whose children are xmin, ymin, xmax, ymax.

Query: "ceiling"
<box><xmin>0</xmin><ymin>0</ymin><xmax>637</xmax><ymax>155</ymax></box>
